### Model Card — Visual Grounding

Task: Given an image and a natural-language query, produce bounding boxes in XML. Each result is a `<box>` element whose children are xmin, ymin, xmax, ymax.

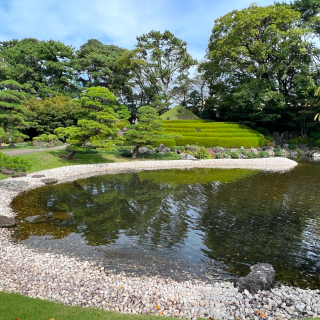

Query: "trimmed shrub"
<box><xmin>180</xmin><ymin>132</ymin><xmax>261</xmax><ymax>137</ymax></box>
<box><xmin>194</xmin><ymin>147</ymin><xmax>212</xmax><ymax>159</ymax></box>
<box><xmin>289</xmin><ymin>139</ymin><xmax>298</xmax><ymax>145</ymax></box>
<box><xmin>229</xmin><ymin>151</ymin><xmax>240</xmax><ymax>159</ymax></box>
<box><xmin>257</xmin><ymin>151</ymin><xmax>270</xmax><ymax>158</ymax></box>
<box><xmin>175</xmin><ymin>137</ymin><xmax>266</xmax><ymax>148</ymax></box>
<box><xmin>315</xmin><ymin>139</ymin><xmax>320</xmax><ymax>148</ymax></box>
<box><xmin>266</xmin><ymin>136</ymin><xmax>273</xmax><ymax>142</ymax></box>
<box><xmin>288</xmin><ymin>144</ymin><xmax>297</xmax><ymax>150</ymax></box>
<box><xmin>247</xmin><ymin>151</ymin><xmax>257</xmax><ymax>158</ymax></box>
<box><xmin>155</xmin><ymin>139</ymin><xmax>176</xmax><ymax>148</ymax></box>
<box><xmin>0</xmin><ymin>152</ymin><xmax>31</xmax><ymax>173</ymax></box>
<box><xmin>296</xmin><ymin>148</ymin><xmax>302</xmax><ymax>155</ymax></box>
<box><xmin>170</xmin><ymin>146</ymin><xmax>185</xmax><ymax>152</ymax></box>
<box><xmin>136</xmin><ymin>152</ymin><xmax>181</xmax><ymax>160</ymax></box>
<box><xmin>306</xmin><ymin>138</ymin><xmax>315</xmax><ymax>146</ymax></box>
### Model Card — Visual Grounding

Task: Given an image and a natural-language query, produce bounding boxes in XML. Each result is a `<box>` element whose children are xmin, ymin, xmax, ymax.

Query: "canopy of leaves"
<box><xmin>0</xmin><ymin>80</ymin><xmax>28</xmax><ymax>139</ymax></box>
<box><xmin>201</xmin><ymin>4</ymin><xmax>320</xmax><ymax>136</ymax></box>
<box><xmin>55</xmin><ymin>87</ymin><xmax>126</xmax><ymax>156</ymax></box>
<box><xmin>0</xmin><ymin>38</ymin><xmax>77</xmax><ymax>98</ymax></box>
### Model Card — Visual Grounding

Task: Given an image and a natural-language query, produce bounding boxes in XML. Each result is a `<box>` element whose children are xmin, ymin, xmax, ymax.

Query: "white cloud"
<box><xmin>0</xmin><ymin>0</ymin><xmax>279</xmax><ymax>59</ymax></box>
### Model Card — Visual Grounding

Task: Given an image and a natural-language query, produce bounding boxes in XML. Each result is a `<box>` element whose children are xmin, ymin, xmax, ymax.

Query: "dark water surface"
<box><xmin>11</xmin><ymin>160</ymin><xmax>320</xmax><ymax>288</ymax></box>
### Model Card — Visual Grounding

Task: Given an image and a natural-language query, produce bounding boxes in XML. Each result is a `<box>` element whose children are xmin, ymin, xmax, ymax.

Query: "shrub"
<box><xmin>155</xmin><ymin>139</ymin><xmax>176</xmax><ymax>148</ymax></box>
<box><xmin>257</xmin><ymin>151</ymin><xmax>270</xmax><ymax>158</ymax></box>
<box><xmin>229</xmin><ymin>151</ymin><xmax>240</xmax><ymax>159</ymax></box>
<box><xmin>194</xmin><ymin>147</ymin><xmax>212</xmax><ymax>159</ymax></box>
<box><xmin>266</xmin><ymin>136</ymin><xmax>273</xmax><ymax>142</ymax></box>
<box><xmin>289</xmin><ymin>139</ymin><xmax>298</xmax><ymax>145</ymax></box>
<box><xmin>296</xmin><ymin>148</ymin><xmax>302</xmax><ymax>155</ymax></box>
<box><xmin>306</xmin><ymin>138</ymin><xmax>315</xmax><ymax>146</ymax></box>
<box><xmin>47</xmin><ymin>134</ymin><xmax>58</xmax><ymax>142</ymax></box>
<box><xmin>288</xmin><ymin>144</ymin><xmax>297</xmax><ymax>150</ymax></box>
<box><xmin>247</xmin><ymin>151</ymin><xmax>257</xmax><ymax>158</ymax></box>
<box><xmin>33</xmin><ymin>134</ymin><xmax>49</xmax><ymax>142</ymax></box>
<box><xmin>315</xmin><ymin>139</ymin><xmax>320</xmax><ymax>148</ymax></box>
<box><xmin>170</xmin><ymin>146</ymin><xmax>185</xmax><ymax>152</ymax></box>
<box><xmin>175</xmin><ymin>137</ymin><xmax>265</xmax><ymax>148</ymax></box>
<box><xmin>0</xmin><ymin>152</ymin><xmax>31</xmax><ymax>172</ymax></box>
<box><xmin>136</xmin><ymin>152</ymin><xmax>181</xmax><ymax>160</ymax></box>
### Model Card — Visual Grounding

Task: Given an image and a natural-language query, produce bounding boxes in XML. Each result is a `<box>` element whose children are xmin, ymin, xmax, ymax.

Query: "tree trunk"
<box><xmin>64</xmin><ymin>150</ymin><xmax>76</xmax><ymax>160</ymax></box>
<box><xmin>132</xmin><ymin>146</ymin><xmax>139</xmax><ymax>159</ymax></box>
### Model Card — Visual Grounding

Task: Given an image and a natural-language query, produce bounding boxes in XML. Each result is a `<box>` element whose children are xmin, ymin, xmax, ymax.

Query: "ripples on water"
<box><xmin>11</xmin><ymin>159</ymin><xmax>320</xmax><ymax>288</ymax></box>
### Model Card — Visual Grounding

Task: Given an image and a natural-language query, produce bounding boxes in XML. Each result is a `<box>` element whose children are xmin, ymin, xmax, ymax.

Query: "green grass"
<box><xmin>160</xmin><ymin>106</ymin><xmax>200</xmax><ymax>120</ymax></box>
<box><xmin>0</xmin><ymin>291</ymin><xmax>180</xmax><ymax>320</ymax></box>
<box><xmin>0</xmin><ymin>150</ymin><xmax>142</xmax><ymax>181</ymax></box>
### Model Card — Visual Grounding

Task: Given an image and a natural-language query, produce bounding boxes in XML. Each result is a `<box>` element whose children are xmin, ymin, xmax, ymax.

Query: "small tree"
<box><xmin>0</xmin><ymin>80</ymin><xmax>28</xmax><ymax>145</ymax></box>
<box><xmin>124</xmin><ymin>106</ymin><xmax>164</xmax><ymax>158</ymax></box>
<box><xmin>55</xmin><ymin>87</ymin><xmax>127</xmax><ymax>160</ymax></box>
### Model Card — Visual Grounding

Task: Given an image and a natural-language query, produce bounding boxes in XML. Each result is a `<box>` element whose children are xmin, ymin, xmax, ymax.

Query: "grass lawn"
<box><xmin>0</xmin><ymin>150</ymin><xmax>140</xmax><ymax>181</ymax></box>
<box><xmin>0</xmin><ymin>291</ymin><xmax>179</xmax><ymax>320</ymax></box>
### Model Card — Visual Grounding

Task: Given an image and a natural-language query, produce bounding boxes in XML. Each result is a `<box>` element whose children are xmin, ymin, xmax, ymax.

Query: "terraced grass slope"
<box><xmin>159</xmin><ymin>120</ymin><xmax>266</xmax><ymax>148</ymax></box>
<box><xmin>160</xmin><ymin>105</ymin><xmax>200</xmax><ymax>120</ymax></box>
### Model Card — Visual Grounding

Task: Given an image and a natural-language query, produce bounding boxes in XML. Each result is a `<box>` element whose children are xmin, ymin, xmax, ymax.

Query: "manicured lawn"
<box><xmin>0</xmin><ymin>150</ymin><xmax>139</xmax><ymax>180</ymax></box>
<box><xmin>0</xmin><ymin>291</ymin><xmax>177</xmax><ymax>320</ymax></box>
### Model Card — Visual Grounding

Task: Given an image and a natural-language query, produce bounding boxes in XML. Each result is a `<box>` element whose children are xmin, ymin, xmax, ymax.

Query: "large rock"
<box><xmin>138</xmin><ymin>147</ymin><xmax>153</xmax><ymax>154</ymax></box>
<box><xmin>271</xmin><ymin>132</ymin><xmax>281</xmax><ymax>145</ymax></box>
<box><xmin>0</xmin><ymin>215</ymin><xmax>16</xmax><ymax>228</ymax></box>
<box><xmin>235</xmin><ymin>263</ymin><xmax>275</xmax><ymax>294</ymax></box>
<box><xmin>2</xmin><ymin>168</ymin><xmax>15</xmax><ymax>175</ymax></box>
<box><xmin>281</xmin><ymin>148</ymin><xmax>290</xmax><ymax>157</ymax></box>
<box><xmin>157</xmin><ymin>144</ymin><xmax>170</xmax><ymax>153</ymax></box>
<box><xmin>32</xmin><ymin>174</ymin><xmax>46</xmax><ymax>178</ymax></box>
<box><xmin>41</xmin><ymin>178</ymin><xmax>58</xmax><ymax>185</ymax></box>
<box><xmin>181</xmin><ymin>153</ymin><xmax>197</xmax><ymax>160</ymax></box>
<box><xmin>12</xmin><ymin>173</ymin><xmax>27</xmax><ymax>178</ymax></box>
<box><xmin>24</xmin><ymin>215</ymin><xmax>45</xmax><ymax>224</ymax></box>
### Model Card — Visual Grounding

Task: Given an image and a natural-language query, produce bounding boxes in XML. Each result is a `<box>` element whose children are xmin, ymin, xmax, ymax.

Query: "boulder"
<box><xmin>311</xmin><ymin>152</ymin><xmax>320</xmax><ymax>159</ymax></box>
<box><xmin>157</xmin><ymin>144</ymin><xmax>171</xmax><ymax>153</ymax></box>
<box><xmin>181</xmin><ymin>153</ymin><xmax>197</xmax><ymax>160</ymax></box>
<box><xmin>289</xmin><ymin>150</ymin><xmax>298</xmax><ymax>157</ymax></box>
<box><xmin>32</xmin><ymin>175</ymin><xmax>46</xmax><ymax>178</ymax></box>
<box><xmin>8</xmin><ymin>143</ymin><xmax>16</xmax><ymax>148</ymax></box>
<box><xmin>213</xmin><ymin>147</ymin><xmax>224</xmax><ymax>154</ymax></box>
<box><xmin>265</xmin><ymin>149</ymin><xmax>275</xmax><ymax>157</ymax></box>
<box><xmin>281</xmin><ymin>149</ymin><xmax>290</xmax><ymax>157</ymax></box>
<box><xmin>271</xmin><ymin>132</ymin><xmax>281</xmax><ymax>145</ymax></box>
<box><xmin>12</xmin><ymin>173</ymin><xmax>27</xmax><ymax>178</ymax></box>
<box><xmin>282</xmin><ymin>143</ymin><xmax>289</xmax><ymax>149</ymax></box>
<box><xmin>138</xmin><ymin>147</ymin><xmax>152</xmax><ymax>154</ymax></box>
<box><xmin>2</xmin><ymin>169</ymin><xmax>15</xmax><ymax>175</ymax></box>
<box><xmin>251</xmin><ymin>148</ymin><xmax>259</xmax><ymax>155</ymax></box>
<box><xmin>235</xmin><ymin>263</ymin><xmax>275</xmax><ymax>294</ymax></box>
<box><xmin>0</xmin><ymin>215</ymin><xmax>16</xmax><ymax>228</ymax></box>
<box><xmin>41</xmin><ymin>178</ymin><xmax>58</xmax><ymax>185</ymax></box>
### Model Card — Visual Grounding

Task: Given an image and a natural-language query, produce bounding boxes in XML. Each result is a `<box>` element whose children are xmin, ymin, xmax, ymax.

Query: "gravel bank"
<box><xmin>2</xmin><ymin>158</ymin><xmax>320</xmax><ymax>320</ymax></box>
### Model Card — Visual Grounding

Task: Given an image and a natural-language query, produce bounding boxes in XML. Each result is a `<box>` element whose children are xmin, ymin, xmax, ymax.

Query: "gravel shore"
<box><xmin>2</xmin><ymin>158</ymin><xmax>320</xmax><ymax>320</ymax></box>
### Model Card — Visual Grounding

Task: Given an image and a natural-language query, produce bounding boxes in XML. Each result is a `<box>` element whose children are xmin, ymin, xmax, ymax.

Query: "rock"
<box><xmin>32</xmin><ymin>175</ymin><xmax>46</xmax><ymax>178</ymax></box>
<box><xmin>163</xmin><ymin>147</ymin><xmax>171</xmax><ymax>153</ymax></box>
<box><xmin>8</xmin><ymin>143</ymin><xmax>16</xmax><ymax>148</ymax></box>
<box><xmin>2</xmin><ymin>168</ymin><xmax>15</xmax><ymax>175</ymax></box>
<box><xmin>251</xmin><ymin>148</ymin><xmax>259</xmax><ymax>155</ymax></box>
<box><xmin>311</xmin><ymin>147</ymin><xmax>320</xmax><ymax>151</ymax></box>
<box><xmin>283</xmin><ymin>143</ymin><xmax>289</xmax><ymax>149</ymax></box>
<box><xmin>41</xmin><ymin>178</ymin><xmax>58</xmax><ymax>185</ymax></box>
<box><xmin>181</xmin><ymin>153</ymin><xmax>197</xmax><ymax>160</ymax></box>
<box><xmin>0</xmin><ymin>215</ymin><xmax>16</xmax><ymax>228</ymax></box>
<box><xmin>266</xmin><ymin>149</ymin><xmax>275</xmax><ymax>157</ymax></box>
<box><xmin>186</xmin><ymin>147</ymin><xmax>196</xmax><ymax>153</ymax></box>
<box><xmin>166</xmin><ymin>117</ymin><xmax>170</xmax><ymax>120</ymax></box>
<box><xmin>272</xmin><ymin>132</ymin><xmax>281</xmax><ymax>145</ymax></box>
<box><xmin>235</xmin><ymin>263</ymin><xmax>276</xmax><ymax>294</ymax></box>
<box><xmin>24</xmin><ymin>215</ymin><xmax>45</xmax><ymax>224</ymax></box>
<box><xmin>197</xmin><ymin>129</ymin><xmax>201</xmax><ymax>132</ymax></box>
<box><xmin>289</xmin><ymin>151</ymin><xmax>298</xmax><ymax>157</ymax></box>
<box><xmin>11</xmin><ymin>173</ymin><xmax>27</xmax><ymax>178</ymax></box>
<box><xmin>311</xmin><ymin>152</ymin><xmax>320</xmax><ymax>158</ymax></box>
<box><xmin>157</xmin><ymin>144</ymin><xmax>170</xmax><ymax>153</ymax></box>
<box><xmin>213</xmin><ymin>147</ymin><xmax>224</xmax><ymax>154</ymax></box>
<box><xmin>281</xmin><ymin>148</ymin><xmax>290</xmax><ymax>157</ymax></box>
<box><xmin>138</xmin><ymin>147</ymin><xmax>152</xmax><ymax>154</ymax></box>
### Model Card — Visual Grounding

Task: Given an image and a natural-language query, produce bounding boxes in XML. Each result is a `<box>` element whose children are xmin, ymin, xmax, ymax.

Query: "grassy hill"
<box><xmin>159</xmin><ymin>120</ymin><xmax>266</xmax><ymax>148</ymax></box>
<box><xmin>160</xmin><ymin>105</ymin><xmax>200</xmax><ymax>120</ymax></box>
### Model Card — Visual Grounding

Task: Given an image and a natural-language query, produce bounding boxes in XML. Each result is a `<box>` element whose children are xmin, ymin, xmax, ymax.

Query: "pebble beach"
<box><xmin>1</xmin><ymin>158</ymin><xmax>320</xmax><ymax>320</ymax></box>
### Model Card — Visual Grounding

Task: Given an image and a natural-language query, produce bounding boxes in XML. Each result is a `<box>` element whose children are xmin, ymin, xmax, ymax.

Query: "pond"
<box><xmin>11</xmin><ymin>160</ymin><xmax>320</xmax><ymax>288</ymax></box>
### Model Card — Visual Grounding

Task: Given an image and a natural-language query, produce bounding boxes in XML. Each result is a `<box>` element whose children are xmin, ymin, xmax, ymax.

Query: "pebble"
<box><xmin>1</xmin><ymin>159</ymin><xmax>317</xmax><ymax>320</ymax></box>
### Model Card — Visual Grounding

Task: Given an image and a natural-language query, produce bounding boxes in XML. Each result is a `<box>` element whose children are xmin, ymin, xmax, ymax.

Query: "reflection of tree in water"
<box><xmin>194</xmin><ymin>163</ymin><xmax>320</xmax><ymax>287</ymax></box>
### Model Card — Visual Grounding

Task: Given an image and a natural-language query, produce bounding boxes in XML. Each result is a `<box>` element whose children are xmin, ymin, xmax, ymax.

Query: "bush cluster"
<box><xmin>194</xmin><ymin>147</ymin><xmax>212</xmax><ymax>159</ymax></box>
<box><xmin>155</xmin><ymin>139</ymin><xmax>176</xmax><ymax>148</ymax></box>
<box><xmin>0</xmin><ymin>152</ymin><xmax>31</xmax><ymax>173</ymax></box>
<box><xmin>33</xmin><ymin>134</ymin><xmax>59</xmax><ymax>142</ymax></box>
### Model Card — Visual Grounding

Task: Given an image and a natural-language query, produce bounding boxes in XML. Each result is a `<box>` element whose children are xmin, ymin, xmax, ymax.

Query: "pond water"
<box><xmin>11</xmin><ymin>160</ymin><xmax>320</xmax><ymax>288</ymax></box>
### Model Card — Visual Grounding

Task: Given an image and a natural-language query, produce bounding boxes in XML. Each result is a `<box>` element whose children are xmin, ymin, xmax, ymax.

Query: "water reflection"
<box><xmin>11</xmin><ymin>163</ymin><xmax>320</xmax><ymax>288</ymax></box>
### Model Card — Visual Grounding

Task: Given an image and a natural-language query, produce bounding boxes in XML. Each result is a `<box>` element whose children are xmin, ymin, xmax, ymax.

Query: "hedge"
<box><xmin>155</xmin><ymin>139</ymin><xmax>176</xmax><ymax>148</ymax></box>
<box><xmin>165</xmin><ymin>128</ymin><xmax>259</xmax><ymax>134</ymax></box>
<box><xmin>162</xmin><ymin>120</ymin><xmax>213</xmax><ymax>123</ymax></box>
<box><xmin>179</xmin><ymin>132</ymin><xmax>262</xmax><ymax>138</ymax></box>
<box><xmin>175</xmin><ymin>137</ymin><xmax>266</xmax><ymax>148</ymax></box>
<box><xmin>316</xmin><ymin>139</ymin><xmax>320</xmax><ymax>148</ymax></box>
<box><xmin>162</xmin><ymin>123</ymin><xmax>247</xmax><ymax>129</ymax></box>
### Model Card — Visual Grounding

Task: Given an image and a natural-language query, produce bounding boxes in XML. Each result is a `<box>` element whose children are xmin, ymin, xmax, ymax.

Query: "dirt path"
<box><xmin>0</xmin><ymin>145</ymin><xmax>67</xmax><ymax>156</ymax></box>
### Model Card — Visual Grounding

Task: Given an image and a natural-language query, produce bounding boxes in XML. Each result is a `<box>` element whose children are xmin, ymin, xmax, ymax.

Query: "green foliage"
<box><xmin>315</xmin><ymin>139</ymin><xmax>320</xmax><ymax>147</ymax></box>
<box><xmin>124</xmin><ymin>106</ymin><xmax>168</xmax><ymax>157</ymax></box>
<box><xmin>33</xmin><ymin>134</ymin><xmax>58</xmax><ymax>142</ymax></box>
<box><xmin>170</xmin><ymin>146</ymin><xmax>186</xmax><ymax>152</ymax></box>
<box><xmin>155</xmin><ymin>139</ymin><xmax>176</xmax><ymax>148</ymax></box>
<box><xmin>296</xmin><ymin>148</ymin><xmax>302</xmax><ymax>155</ymax></box>
<box><xmin>266</xmin><ymin>136</ymin><xmax>274</xmax><ymax>142</ymax></box>
<box><xmin>0</xmin><ymin>152</ymin><xmax>31</xmax><ymax>172</ymax></box>
<box><xmin>229</xmin><ymin>151</ymin><xmax>240</xmax><ymax>159</ymax></box>
<box><xmin>160</xmin><ymin>105</ymin><xmax>200</xmax><ymax>120</ymax></box>
<box><xmin>136</xmin><ymin>152</ymin><xmax>181</xmax><ymax>160</ymax></box>
<box><xmin>0</xmin><ymin>80</ymin><xmax>28</xmax><ymax>140</ymax></box>
<box><xmin>54</xmin><ymin>87</ymin><xmax>123</xmax><ymax>158</ymax></box>
<box><xmin>289</xmin><ymin>139</ymin><xmax>299</xmax><ymax>145</ymax></box>
<box><xmin>247</xmin><ymin>151</ymin><xmax>258</xmax><ymax>158</ymax></box>
<box><xmin>194</xmin><ymin>147</ymin><xmax>212</xmax><ymax>159</ymax></box>
<box><xmin>0</xmin><ymin>38</ymin><xmax>78</xmax><ymax>98</ymax></box>
<box><xmin>22</xmin><ymin>96</ymin><xmax>84</xmax><ymax>135</ymax></box>
<box><xmin>175</xmin><ymin>137</ymin><xmax>265</xmax><ymax>148</ymax></box>
<box><xmin>257</xmin><ymin>151</ymin><xmax>270</xmax><ymax>158</ymax></box>
<box><xmin>289</xmin><ymin>144</ymin><xmax>298</xmax><ymax>150</ymax></box>
<box><xmin>201</xmin><ymin>3</ymin><xmax>320</xmax><ymax>135</ymax></box>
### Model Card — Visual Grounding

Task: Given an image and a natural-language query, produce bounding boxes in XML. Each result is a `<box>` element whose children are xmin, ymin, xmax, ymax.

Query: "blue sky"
<box><xmin>0</xmin><ymin>0</ymin><xmax>277</xmax><ymax>60</ymax></box>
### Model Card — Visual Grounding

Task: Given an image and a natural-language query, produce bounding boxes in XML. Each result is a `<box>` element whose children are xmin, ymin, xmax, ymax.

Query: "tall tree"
<box><xmin>0</xmin><ymin>38</ymin><xmax>77</xmax><ymax>98</ymax></box>
<box><xmin>0</xmin><ymin>80</ymin><xmax>28</xmax><ymax>144</ymax></box>
<box><xmin>201</xmin><ymin>4</ymin><xmax>320</xmax><ymax>135</ymax></box>
<box><xmin>55</xmin><ymin>87</ymin><xmax>126</xmax><ymax>160</ymax></box>
<box><xmin>116</xmin><ymin>30</ymin><xmax>197</xmax><ymax>114</ymax></box>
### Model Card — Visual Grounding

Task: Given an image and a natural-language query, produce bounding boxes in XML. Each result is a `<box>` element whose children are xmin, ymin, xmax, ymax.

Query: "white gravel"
<box><xmin>1</xmin><ymin>158</ymin><xmax>320</xmax><ymax>320</ymax></box>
